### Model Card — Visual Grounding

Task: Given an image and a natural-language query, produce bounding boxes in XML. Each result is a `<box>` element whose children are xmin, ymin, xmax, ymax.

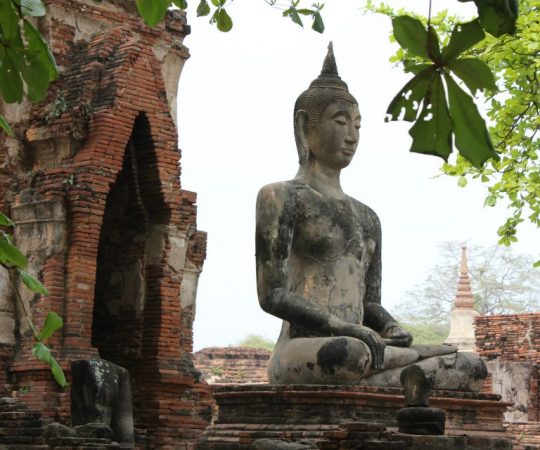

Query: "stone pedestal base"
<box><xmin>397</xmin><ymin>407</ymin><xmax>445</xmax><ymax>435</ymax></box>
<box><xmin>196</xmin><ymin>384</ymin><xmax>513</xmax><ymax>449</ymax></box>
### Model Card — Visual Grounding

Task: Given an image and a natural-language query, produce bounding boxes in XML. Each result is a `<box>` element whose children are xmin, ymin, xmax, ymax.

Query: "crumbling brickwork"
<box><xmin>193</xmin><ymin>347</ymin><xmax>271</xmax><ymax>384</ymax></box>
<box><xmin>476</xmin><ymin>313</ymin><xmax>540</xmax><ymax>422</ymax></box>
<box><xmin>0</xmin><ymin>1</ymin><xmax>212</xmax><ymax>447</ymax></box>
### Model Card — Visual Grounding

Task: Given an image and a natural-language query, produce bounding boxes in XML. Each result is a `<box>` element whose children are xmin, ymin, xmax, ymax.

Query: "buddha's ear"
<box><xmin>294</xmin><ymin>109</ymin><xmax>309</xmax><ymax>165</ymax></box>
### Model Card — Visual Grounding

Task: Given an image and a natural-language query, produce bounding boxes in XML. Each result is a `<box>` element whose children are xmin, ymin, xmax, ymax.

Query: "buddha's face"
<box><xmin>306</xmin><ymin>99</ymin><xmax>361</xmax><ymax>170</ymax></box>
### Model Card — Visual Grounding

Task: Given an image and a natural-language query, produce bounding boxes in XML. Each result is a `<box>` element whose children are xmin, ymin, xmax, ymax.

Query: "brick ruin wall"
<box><xmin>0</xmin><ymin>1</ymin><xmax>212</xmax><ymax>447</ymax></box>
<box><xmin>193</xmin><ymin>347</ymin><xmax>271</xmax><ymax>384</ymax></box>
<box><xmin>476</xmin><ymin>313</ymin><xmax>540</xmax><ymax>448</ymax></box>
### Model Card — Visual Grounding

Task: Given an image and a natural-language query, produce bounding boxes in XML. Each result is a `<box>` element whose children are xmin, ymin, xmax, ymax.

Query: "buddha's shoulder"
<box><xmin>347</xmin><ymin>196</ymin><xmax>381</xmax><ymax>226</ymax></box>
<box><xmin>257</xmin><ymin>180</ymin><xmax>306</xmax><ymax>203</ymax></box>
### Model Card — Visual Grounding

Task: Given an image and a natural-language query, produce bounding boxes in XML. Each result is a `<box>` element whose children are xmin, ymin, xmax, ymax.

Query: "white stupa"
<box><xmin>445</xmin><ymin>246</ymin><xmax>479</xmax><ymax>352</ymax></box>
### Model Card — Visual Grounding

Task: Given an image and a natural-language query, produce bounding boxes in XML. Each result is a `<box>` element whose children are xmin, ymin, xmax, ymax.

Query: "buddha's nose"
<box><xmin>345</xmin><ymin>134</ymin><xmax>357</xmax><ymax>145</ymax></box>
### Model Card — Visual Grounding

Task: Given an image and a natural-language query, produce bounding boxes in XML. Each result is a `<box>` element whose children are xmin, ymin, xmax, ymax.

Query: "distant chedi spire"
<box><xmin>445</xmin><ymin>246</ymin><xmax>479</xmax><ymax>352</ymax></box>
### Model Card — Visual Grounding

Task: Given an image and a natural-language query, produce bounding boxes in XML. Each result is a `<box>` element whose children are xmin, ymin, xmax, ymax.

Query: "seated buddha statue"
<box><xmin>255</xmin><ymin>44</ymin><xmax>486</xmax><ymax>390</ymax></box>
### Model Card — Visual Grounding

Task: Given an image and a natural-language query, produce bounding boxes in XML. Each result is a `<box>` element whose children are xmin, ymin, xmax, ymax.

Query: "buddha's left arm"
<box><xmin>362</xmin><ymin>211</ymin><xmax>413</xmax><ymax>347</ymax></box>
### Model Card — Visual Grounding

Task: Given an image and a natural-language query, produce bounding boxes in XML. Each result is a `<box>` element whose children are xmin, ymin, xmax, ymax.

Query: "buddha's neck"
<box><xmin>295</xmin><ymin>162</ymin><xmax>345</xmax><ymax>198</ymax></box>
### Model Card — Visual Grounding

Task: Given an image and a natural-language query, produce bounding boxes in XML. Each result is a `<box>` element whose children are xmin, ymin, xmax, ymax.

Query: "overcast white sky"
<box><xmin>176</xmin><ymin>0</ymin><xmax>540</xmax><ymax>351</ymax></box>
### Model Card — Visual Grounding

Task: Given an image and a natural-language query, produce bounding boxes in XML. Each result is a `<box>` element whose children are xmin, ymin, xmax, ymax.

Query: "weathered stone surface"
<box><xmin>255</xmin><ymin>44</ymin><xmax>486</xmax><ymax>390</ymax></box>
<box><xmin>210</xmin><ymin>384</ymin><xmax>509</xmax><ymax>433</ymax></box>
<box><xmin>400</xmin><ymin>365</ymin><xmax>432</xmax><ymax>407</ymax></box>
<box><xmin>0</xmin><ymin>315</ymin><xmax>16</xmax><ymax>346</ymax></box>
<box><xmin>71</xmin><ymin>359</ymin><xmax>134</xmax><ymax>446</ymax></box>
<box><xmin>197</xmin><ymin>384</ymin><xmax>513</xmax><ymax>449</ymax></box>
<box><xmin>74</xmin><ymin>422</ymin><xmax>114</xmax><ymax>439</ymax></box>
<box><xmin>253</xmin><ymin>438</ymin><xmax>318</xmax><ymax>449</ymax></box>
<box><xmin>395</xmin><ymin>435</ymin><xmax>467</xmax><ymax>450</ymax></box>
<box><xmin>412</xmin><ymin>345</ymin><xmax>458</xmax><ymax>359</ymax></box>
<box><xmin>489</xmin><ymin>359</ymin><xmax>534</xmax><ymax>423</ymax></box>
<box><xmin>397</xmin><ymin>365</ymin><xmax>446</xmax><ymax>436</ymax></box>
<box><xmin>397</xmin><ymin>407</ymin><xmax>445</xmax><ymax>435</ymax></box>
<box><xmin>194</xmin><ymin>347</ymin><xmax>271</xmax><ymax>384</ymax></box>
<box><xmin>42</xmin><ymin>422</ymin><xmax>75</xmax><ymax>438</ymax></box>
<box><xmin>0</xmin><ymin>1</ymin><xmax>212</xmax><ymax>446</ymax></box>
<box><xmin>475</xmin><ymin>313</ymin><xmax>540</xmax><ymax>448</ymax></box>
<box><xmin>360</xmin><ymin>352</ymin><xmax>487</xmax><ymax>391</ymax></box>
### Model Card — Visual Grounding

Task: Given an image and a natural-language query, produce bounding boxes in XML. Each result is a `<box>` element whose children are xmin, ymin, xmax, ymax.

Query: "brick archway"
<box><xmin>61</xmin><ymin>31</ymin><xmax>184</xmax><ymax>360</ymax></box>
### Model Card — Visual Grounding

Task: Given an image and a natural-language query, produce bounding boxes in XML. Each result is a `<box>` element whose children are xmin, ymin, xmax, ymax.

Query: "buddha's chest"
<box><xmin>292</xmin><ymin>196</ymin><xmax>371</xmax><ymax>261</ymax></box>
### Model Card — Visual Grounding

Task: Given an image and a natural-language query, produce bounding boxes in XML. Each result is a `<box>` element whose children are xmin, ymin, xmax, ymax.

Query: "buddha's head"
<box><xmin>294</xmin><ymin>43</ymin><xmax>360</xmax><ymax>168</ymax></box>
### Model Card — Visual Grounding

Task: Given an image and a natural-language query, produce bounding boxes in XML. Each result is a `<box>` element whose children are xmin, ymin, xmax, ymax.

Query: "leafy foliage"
<box><xmin>280</xmin><ymin>1</ymin><xmax>325</xmax><ymax>33</ymax></box>
<box><xmin>0</xmin><ymin>0</ymin><xmax>58</xmax><ymax>105</ymax></box>
<box><xmin>458</xmin><ymin>0</ymin><xmax>519</xmax><ymax>36</ymax></box>
<box><xmin>0</xmin><ymin>213</ymin><xmax>67</xmax><ymax>388</ymax></box>
<box><xmin>386</xmin><ymin>16</ymin><xmax>499</xmax><ymax>168</ymax></box>
<box><xmin>235</xmin><ymin>334</ymin><xmax>275</xmax><ymax>351</ymax></box>
<box><xmin>136</xmin><ymin>0</ymin><xmax>235</xmax><ymax>32</ymax></box>
<box><xmin>442</xmin><ymin>0</ymin><xmax>540</xmax><ymax>254</ymax></box>
<box><xmin>392</xmin><ymin>242</ymin><xmax>540</xmax><ymax>333</ymax></box>
<box><xmin>368</xmin><ymin>0</ymin><xmax>537</xmax><ymax>259</ymax></box>
<box><xmin>134</xmin><ymin>0</ymin><xmax>325</xmax><ymax>34</ymax></box>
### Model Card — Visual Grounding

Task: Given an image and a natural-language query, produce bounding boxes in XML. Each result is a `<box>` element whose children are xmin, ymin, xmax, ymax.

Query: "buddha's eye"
<box><xmin>354</xmin><ymin>123</ymin><xmax>361</xmax><ymax>130</ymax></box>
<box><xmin>334</xmin><ymin>118</ymin><xmax>347</xmax><ymax>125</ymax></box>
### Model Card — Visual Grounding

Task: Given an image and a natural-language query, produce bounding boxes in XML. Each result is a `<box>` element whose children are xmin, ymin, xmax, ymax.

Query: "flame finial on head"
<box><xmin>309</xmin><ymin>42</ymin><xmax>349</xmax><ymax>91</ymax></box>
<box><xmin>322</xmin><ymin>42</ymin><xmax>338</xmax><ymax>75</ymax></box>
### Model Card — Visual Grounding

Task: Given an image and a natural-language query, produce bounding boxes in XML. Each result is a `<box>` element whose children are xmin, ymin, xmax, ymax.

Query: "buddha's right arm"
<box><xmin>255</xmin><ymin>184</ymin><xmax>385</xmax><ymax>368</ymax></box>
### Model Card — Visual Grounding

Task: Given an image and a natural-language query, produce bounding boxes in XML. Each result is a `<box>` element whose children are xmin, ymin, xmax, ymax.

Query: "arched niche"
<box><xmin>91</xmin><ymin>113</ymin><xmax>168</xmax><ymax>368</ymax></box>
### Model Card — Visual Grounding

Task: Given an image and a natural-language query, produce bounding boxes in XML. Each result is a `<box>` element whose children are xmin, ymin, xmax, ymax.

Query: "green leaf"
<box><xmin>0</xmin><ymin>213</ymin><xmax>15</xmax><ymax>227</ymax></box>
<box><xmin>409</xmin><ymin>74</ymin><xmax>453</xmax><ymax>160</ymax></box>
<box><xmin>197</xmin><ymin>0</ymin><xmax>210</xmax><ymax>16</ymax></box>
<box><xmin>283</xmin><ymin>7</ymin><xmax>303</xmax><ymax>27</ymax></box>
<box><xmin>475</xmin><ymin>0</ymin><xmax>518</xmax><ymax>37</ymax></box>
<box><xmin>23</xmin><ymin>19</ymin><xmax>58</xmax><ymax>82</ymax></box>
<box><xmin>210</xmin><ymin>0</ymin><xmax>220</xmax><ymax>6</ymax></box>
<box><xmin>49</xmin><ymin>355</ymin><xmax>69</xmax><ymax>388</ymax></box>
<box><xmin>311</xmin><ymin>12</ymin><xmax>324</xmax><ymax>33</ymax></box>
<box><xmin>20</xmin><ymin>0</ymin><xmax>46</xmax><ymax>17</ymax></box>
<box><xmin>392</xmin><ymin>16</ymin><xmax>429</xmax><ymax>60</ymax></box>
<box><xmin>426</xmin><ymin>26</ymin><xmax>442</xmax><ymax>64</ymax></box>
<box><xmin>0</xmin><ymin>115</ymin><xmax>13</xmax><ymax>136</ymax></box>
<box><xmin>135</xmin><ymin>0</ymin><xmax>168</xmax><ymax>27</ymax></box>
<box><xmin>18</xmin><ymin>54</ymin><xmax>49</xmax><ymax>102</ymax></box>
<box><xmin>37</xmin><ymin>312</ymin><xmax>62</xmax><ymax>341</ymax></box>
<box><xmin>0</xmin><ymin>49</ymin><xmax>24</xmax><ymax>103</ymax></box>
<box><xmin>386</xmin><ymin>66</ymin><xmax>436</xmax><ymax>122</ymax></box>
<box><xmin>215</xmin><ymin>8</ymin><xmax>232</xmax><ymax>32</ymax></box>
<box><xmin>20</xmin><ymin>269</ymin><xmax>49</xmax><ymax>296</ymax></box>
<box><xmin>447</xmin><ymin>58</ymin><xmax>497</xmax><ymax>95</ymax></box>
<box><xmin>457</xmin><ymin>176</ymin><xmax>468</xmax><ymax>187</ymax></box>
<box><xmin>406</xmin><ymin>63</ymin><xmax>432</xmax><ymax>75</ymax></box>
<box><xmin>0</xmin><ymin>0</ymin><xmax>19</xmax><ymax>40</ymax></box>
<box><xmin>32</xmin><ymin>342</ymin><xmax>68</xmax><ymax>387</ymax></box>
<box><xmin>534</xmin><ymin>261</ymin><xmax>540</xmax><ymax>268</ymax></box>
<box><xmin>172</xmin><ymin>0</ymin><xmax>188</xmax><ymax>9</ymax></box>
<box><xmin>442</xmin><ymin>19</ymin><xmax>485</xmax><ymax>62</ymax></box>
<box><xmin>0</xmin><ymin>235</ymin><xmax>27</xmax><ymax>268</ymax></box>
<box><xmin>32</xmin><ymin>341</ymin><xmax>50</xmax><ymax>361</ymax></box>
<box><xmin>445</xmin><ymin>73</ymin><xmax>498</xmax><ymax>168</ymax></box>
<box><xmin>484</xmin><ymin>194</ymin><xmax>497</xmax><ymax>207</ymax></box>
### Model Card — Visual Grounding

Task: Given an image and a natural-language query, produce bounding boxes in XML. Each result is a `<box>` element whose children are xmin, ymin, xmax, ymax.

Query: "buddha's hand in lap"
<box><xmin>342</xmin><ymin>324</ymin><xmax>386</xmax><ymax>370</ymax></box>
<box><xmin>381</xmin><ymin>322</ymin><xmax>413</xmax><ymax>348</ymax></box>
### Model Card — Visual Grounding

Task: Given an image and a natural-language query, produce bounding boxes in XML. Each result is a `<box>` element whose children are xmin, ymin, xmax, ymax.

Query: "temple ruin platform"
<box><xmin>197</xmin><ymin>384</ymin><xmax>515</xmax><ymax>449</ymax></box>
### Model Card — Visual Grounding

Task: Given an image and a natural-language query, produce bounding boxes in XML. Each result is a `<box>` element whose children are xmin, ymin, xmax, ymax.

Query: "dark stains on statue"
<box><xmin>472</xmin><ymin>358</ymin><xmax>488</xmax><ymax>380</ymax></box>
<box><xmin>317</xmin><ymin>338</ymin><xmax>348</xmax><ymax>375</ymax></box>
